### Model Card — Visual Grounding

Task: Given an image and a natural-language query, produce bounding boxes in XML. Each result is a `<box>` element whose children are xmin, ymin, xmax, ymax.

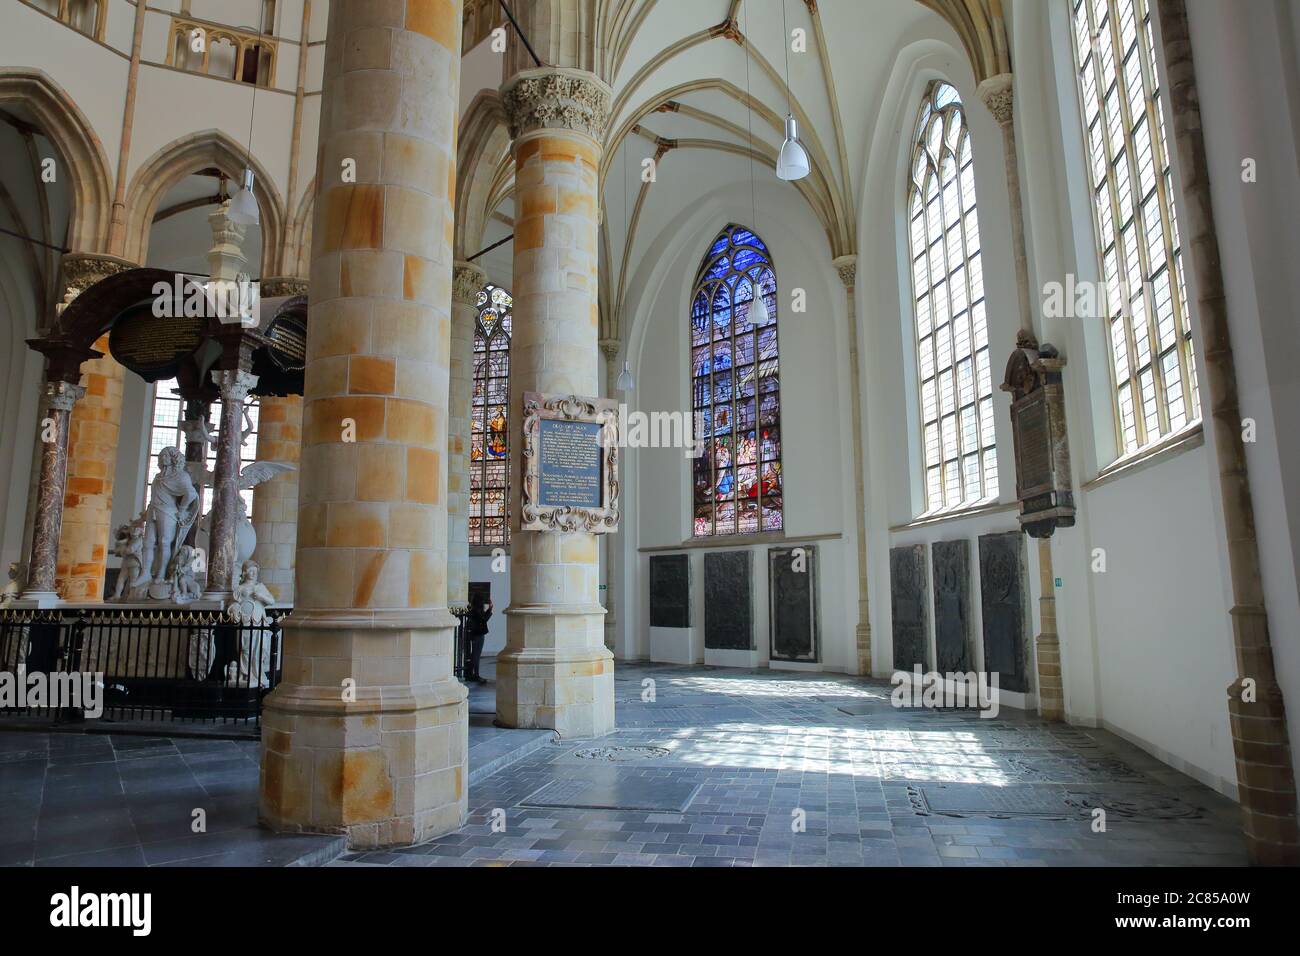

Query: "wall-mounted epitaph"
<box><xmin>538</xmin><ymin>419</ymin><xmax>603</xmax><ymax>508</ymax></box>
<box><xmin>108</xmin><ymin>306</ymin><xmax>206</xmax><ymax>381</ymax></box>
<box><xmin>1001</xmin><ymin>330</ymin><xmax>1075</xmax><ymax>537</ymax></box>
<box><xmin>890</xmin><ymin>545</ymin><xmax>929</xmax><ymax>672</ymax></box>
<box><xmin>520</xmin><ymin>392</ymin><xmax>619</xmax><ymax>533</ymax></box>
<box><xmin>649</xmin><ymin>554</ymin><xmax>691</xmax><ymax>628</ymax></box>
<box><xmin>769</xmin><ymin>546</ymin><xmax>818</xmax><ymax>662</ymax></box>
<box><xmin>704</xmin><ymin>551</ymin><xmax>752</xmax><ymax>650</ymax></box>
<box><xmin>979</xmin><ymin>531</ymin><xmax>1030</xmax><ymax>692</ymax></box>
<box><xmin>932</xmin><ymin>540</ymin><xmax>973</xmax><ymax>673</ymax></box>
<box><xmin>265</xmin><ymin>311</ymin><xmax>307</xmax><ymax>372</ymax></box>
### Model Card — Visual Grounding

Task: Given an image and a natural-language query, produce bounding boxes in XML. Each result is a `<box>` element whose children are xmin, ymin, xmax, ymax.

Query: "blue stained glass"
<box><xmin>690</xmin><ymin>224</ymin><xmax>782</xmax><ymax>538</ymax></box>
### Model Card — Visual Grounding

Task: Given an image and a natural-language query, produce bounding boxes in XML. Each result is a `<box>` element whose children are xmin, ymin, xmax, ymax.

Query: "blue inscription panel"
<box><xmin>538</xmin><ymin>419</ymin><xmax>603</xmax><ymax>508</ymax></box>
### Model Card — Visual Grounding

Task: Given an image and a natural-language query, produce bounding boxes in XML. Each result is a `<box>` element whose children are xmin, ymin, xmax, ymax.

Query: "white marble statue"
<box><xmin>197</xmin><ymin>459</ymin><xmax>296</xmax><ymax>573</ymax></box>
<box><xmin>110</xmin><ymin>517</ymin><xmax>150</xmax><ymax>601</ymax></box>
<box><xmin>1</xmin><ymin>562</ymin><xmax>26</xmax><ymax>606</ymax></box>
<box><xmin>168</xmin><ymin>544</ymin><xmax>204</xmax><ymax>604</ymax></box>
<box><xmin>226</xmin><ymin>560</ymin><xmax>277</xmax><ymax>687</ymax></box>
<box><xmin>143</xmin><ymin>446</ymin><xmax>201</xmax><ymax>599</ymax></box>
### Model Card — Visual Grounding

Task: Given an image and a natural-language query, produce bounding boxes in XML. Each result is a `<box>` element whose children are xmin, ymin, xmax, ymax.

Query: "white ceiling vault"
<box><xmin>455</xmin><ymin>0</ymin><xmax>1010</xmax><ymax>345</ymax></box>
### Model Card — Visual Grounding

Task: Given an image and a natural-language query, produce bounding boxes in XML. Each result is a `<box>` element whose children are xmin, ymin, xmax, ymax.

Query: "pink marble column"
<box><xmin>205</xmin><ymin>369</ymin><xmax>257</xmax><ymax>597</ymax></box>
<box><xmin>21</xmin><ymin>380</ymin><xmax>86</xmax><ymax>602</ymax></box>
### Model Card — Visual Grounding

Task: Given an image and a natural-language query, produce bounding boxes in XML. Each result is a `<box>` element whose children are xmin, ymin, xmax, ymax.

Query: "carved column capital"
<box><xmin>211</xmin><ymin>369</ymin><xmax>258</xmax><ymax>403</ymax></box>
<box><xmin>977</xmin><ymin>73</ymin><xmax>1015</xmax><ymax>127</ymax></box>
<box><xmin>260</xmin><ymin>276</ymin><xmax>309</xmax><ymax>298</ymax></box>
<box><xmin>56</xmin><ymin>253</ymin><xmax>137</xmax><ymax>319</ymax></box>
<box><xmin>832</xmin><ymin>254</ymin><xmax>858</xmax><ymax>290</ymax></box>
<box><xmin>43</xmin><ymin>380</ymin><xmax>86</xmax><ymax>413</ymax></box>
<box><xmin>500</xmin><ymin>67</ymin><xmax>612</xmax><ymax>142</ymax></box>
<box><xmin>598</xmin><ymin>338</ymin><xmax>622</xmax><ymax>361</ymax></box>
<box><xmin>452</xmin><ymin>261</ymin><xmax>488</xmax><ymax>305</ymax></box>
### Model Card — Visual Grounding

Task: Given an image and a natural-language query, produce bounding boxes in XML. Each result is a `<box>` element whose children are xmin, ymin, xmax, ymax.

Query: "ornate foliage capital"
<box><xmin>598</xmin><ymin>338</ymin><xmax>622</xmax><ymax>361</ymax></box>
<box><xmin>260</xmin><ymin>276</ymin><xmax>309</xmax><ymax>298</ymax></box>
<box><xmin>43</xmin><ymin>380</ymin><xmax>86</xmax><ymax>413</ymax></box>
<box><xmin>452</xmin><ymin>261</ymin><xmax>488</xmax><ymax>305</ymax></box>
<box><xmin>832</xmin><ymin>255</ymin><xmax>858</xmax><ymax>289</ymax></box>
<box><xmin>59</xmin><ymin>253</ymin><xmax>136</xmax><ymax>300</ymax></box>
<box><xmin>212</xmin><ymin>369</ymin><xmax>258</xmax><ymax>402</ymax></box>
<box><xmin>977</xmin><ymin>73</ymin><xmax>1014</xmax><ymax>126</ymax></box>
<box><xmin>500</xmin><ymin>67</ymin><xmax>612</xmax><ymax>143</ymax></box>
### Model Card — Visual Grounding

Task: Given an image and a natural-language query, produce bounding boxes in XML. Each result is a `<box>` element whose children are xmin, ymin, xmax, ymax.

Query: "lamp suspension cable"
<box><xmin>497</xmin><ymin>0</ymin><xmax>543</xmax><ymax>68</ymax></box>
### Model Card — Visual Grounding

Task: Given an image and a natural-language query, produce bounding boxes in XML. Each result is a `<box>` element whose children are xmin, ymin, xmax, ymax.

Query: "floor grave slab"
<box><xmin>519</xmin><ymin>770</ymin><xmax>702</xmax><ymax>812</ymax></box>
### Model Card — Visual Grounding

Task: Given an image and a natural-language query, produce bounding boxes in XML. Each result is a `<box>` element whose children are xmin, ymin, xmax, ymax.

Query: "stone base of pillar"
<box><xmin>1035</xmin><ymin>633</ymin><xmax>1064</xmax><ymax>721</ymax></box>
<box><xmin>259</xmin><ymin>613</ymin><xmax>468</xmax><ymax>849</ymax></box>
<box><xmin>11</xmin><ymin>592</ymin><xmax>62</xmax><ymax>609</ymax></box>
<box><xmin>854</xmin><ymin>623</ymin><xmax>872</xmax><ymax>677</ymax></box>
<box><xmin>497</xmin><ymin>607</ymin><xmax>614</xmax><ymax>738</ymax></box>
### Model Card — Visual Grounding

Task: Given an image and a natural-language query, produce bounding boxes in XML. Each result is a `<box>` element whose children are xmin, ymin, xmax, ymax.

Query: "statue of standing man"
<box><xmin>144</xmin><ymin>446</ymin><xmax>200</xmax><ymax>599</ymax></box>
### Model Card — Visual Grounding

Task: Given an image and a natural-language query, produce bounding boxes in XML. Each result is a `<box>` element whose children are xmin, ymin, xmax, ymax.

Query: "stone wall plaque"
<box><xmin>1001</xmin><ymin>330</ymin><xmax>1075</xmax><ymax>537</ymax></box>
<box><xmin>108</xmin><ymin>305</ymin><xmax>206</xmax><ymax>381</ymax></box>
<box><xmin>932</xmin><ymin>539</ymin><xmax>972</xmax><ymax>673</ymax></box>
<box><xmin>520</xmin><ymin>392</ymin><xmax>619</xmax><ymax>533</ymax></box>
<box><xmin>769</xmin><ymin>546</ymin><xmax>818</xmax><ymax>662</ymax></box>
<box><xmin>979</xmin><ymin>531</ymin><xmax>1030</xmax><ymax>692</ymax></box>
<box><xmin>890</xmin><ymin>544</ymin><xmax>929</xmax><ymax>672</ymax></box>
<box><xmin>704</xmin><ymin>550</ymin><xmax>752</xmax><ymax>650</ymax></box>
<box><xmin>649</xmin><ymin>554</ymin><xmax>690</xmax><ymax>628</ymax></box>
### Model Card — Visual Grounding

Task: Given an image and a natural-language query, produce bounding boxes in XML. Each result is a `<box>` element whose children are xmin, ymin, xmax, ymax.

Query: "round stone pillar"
<box><xmin>251</xmin><ymin>394</ymin><xmax>303</xmax><ymax>604</ymax></box>
<box><xmin>260</xmin><ymin>0</ymin><xmax>468</xmax><ymax>849</ymax></box>
<box><xmin>448</xmin><ymin>262</ymin><xmax>486</xmax><ymax>608</ymax></box>
<box><xmin>56</xmin><ymin>334</ymin><xmax>126</xmax><ymax>602</ymax></box>
<box><xmin>496</xmin><ymin>67</ymin><xmax>615</xmax><ymax>738</ymax></box>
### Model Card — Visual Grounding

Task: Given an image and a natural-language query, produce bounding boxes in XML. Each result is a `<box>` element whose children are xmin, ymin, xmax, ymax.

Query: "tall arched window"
<box><xmin>1069</xmin><ymin>0</ymin><xmax>1199</xmax><ymax>455</ymax></box>
<box><xmin>907</xmin><ymin>81</ymin><xmax>997</xmax><ymax>513</ymax></box>
<box><xmin>470</xmin><ymin>283</ymin><xmax>512</xmax><ymax>546</ymax></box>
<box><xmin>691</xmin><ymin>224</ymin><xmax>783</xmax><ymax>537</ymax></box>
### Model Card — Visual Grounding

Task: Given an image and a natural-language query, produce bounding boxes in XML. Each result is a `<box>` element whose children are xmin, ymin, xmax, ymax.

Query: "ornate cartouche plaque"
<box><xmin>1001</xmin><ymin>330</ymin><xmax>1075</xmax><ymax>538</ymax></box>
<box><xmin>520</xmin><ymin>392</ymin><xmax>620</xmax><ymax>533</ymax></box>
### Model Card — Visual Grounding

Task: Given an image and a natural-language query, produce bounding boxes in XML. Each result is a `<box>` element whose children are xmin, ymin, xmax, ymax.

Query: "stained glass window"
<box><xmin>471</xmin><ymin>283</ymin><xmax>512</xmax><ymax>546</ymax></box>
<box><xmin>907</xmin><ymin>81</ymin><xmax>997</xmax><ymax>513</ymax></box>
<box><xmin>691</xmin><ymin>224</ymin><xmax>783</xmax><ymax>537</ymax></box>
<box><xmin>1069</xmin><ymin>0</ymin><xmax>1199</xmax><ymax>454</ymax></box>
<box><xmin>146</xmin><ymin>379</ymin><xmax>260</xmax><ymax>514</ymax></box>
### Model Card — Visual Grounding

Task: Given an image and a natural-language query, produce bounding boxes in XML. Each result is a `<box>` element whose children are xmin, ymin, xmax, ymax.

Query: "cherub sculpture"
<box><xmin>1</xmin><ymin>562</ymin><xmax>26</xmax><ymax>606</ymax></box>
<box><xmin>168</xmin><ymin>545</ymin><xmax>204</xmax><ymax>604</ymax></box>
<box><xmin>111</xmin><ymin>517</ymin><xmax>150</xmax><ymax>601</ymax></box>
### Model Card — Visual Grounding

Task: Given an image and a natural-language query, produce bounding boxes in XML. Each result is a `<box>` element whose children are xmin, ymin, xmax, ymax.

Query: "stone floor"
<box><xmin>335</xmin><ymin>662</ymin><xmax>1249</xmax><ymax>867</ymax></box>
<box><xmin>1</xmin><ymin>661</ymin><xmax>1250</xmax><ymax>867</ymax></box>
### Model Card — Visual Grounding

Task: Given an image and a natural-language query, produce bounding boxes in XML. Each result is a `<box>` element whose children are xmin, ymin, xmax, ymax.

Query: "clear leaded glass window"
<box><xmin>907</xmin><ymin>81</ymin><xmax>997</xmax><ymax>512</ymax></box>
<box><xmin>691</xmin><ymin>224</ymin><xmax>783</xmax><ymax>537</ymax></box>
<box><xmin>470</xmin><ymin>283</ymin><xmax>511</xmax><ymax>546</ymax></box>
<box><xmin>1069</xmin><ymin>0</ymin><xmax>1199</xmax><ymax>454</ymax></box>
<box><xmin>146</xmin><ymin>379</ymin><xmax>259</xmax><ymax>514</ymax></box>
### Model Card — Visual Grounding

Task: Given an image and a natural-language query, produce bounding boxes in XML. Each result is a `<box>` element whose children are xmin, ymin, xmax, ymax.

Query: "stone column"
<box><xmin>204</xmin><ymin>369</ymin><xmax>257</xmax><ymax>598</ymax></box>
<box><xmin>448</xmin><ymin>261</ymin><xmax>486</xmax><ymax>609</ymax></box>
<box><xmin>833</xmin><ymin>256</ymin><xmax>872</xmax><ymax>676</ymax></box>
<box><xmin>260</xmin><ymin>0</ymin><xmax>468</xmax><ymax>849</ymax></box>
<box><xmin>599</xmin><ymin>337</ymin><xmax>621</xmax><ymax>654</ymax></box>
<box><xmin>251</xmin><ymin>394</ymin><xmax>303</xmax><ymax>603</ymax></box>
<box><xmin>496</xmin><ymin>67</ymin><xmax>614</xmax><ymax>737</ymax></box>
<box><xmin>55</xmin><ymin>334</ymin><xmax>125</xmax><ymax>602</ymax></box>
<box><xmin>1157</xmin><ymin>0</ymin><xmax>1299</xmax><ymax>865</ymax></box>
<box><xmin>21</xmin><ymin>381</ymin><xmax>86</xmax><ymax>603</ymax></box>
<box><xmin>979</xmin><ymin>75</ymin><xmax>1065</xmax><ymax>720</ymax></box>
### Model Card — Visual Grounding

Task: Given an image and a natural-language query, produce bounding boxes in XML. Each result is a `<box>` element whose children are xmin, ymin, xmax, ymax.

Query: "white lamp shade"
<box><xmin>228</xmin><ymin>168</ymin><xmax>260</xmax><ymax>225</ymax></box>
<box><xmin>616</xmin><ymin>361</ymin><xmax>635</xmax><ymax>391</ymax></box>
<box><xmin>776</xmin><ymin>114</ymin><xmax>810</xmax><ymax>182</ymax></box>
<box><xmin>750</xmin><ymin>290</ymin><xmax>770</xmax><ymax>325</ymax></box>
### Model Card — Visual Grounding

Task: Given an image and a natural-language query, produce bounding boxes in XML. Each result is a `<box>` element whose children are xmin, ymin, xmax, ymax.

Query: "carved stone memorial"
<box><xmin>769</xmin><ymin>545</ymin><xmax>818</xmax><ymax>662</ymax></box>
<box><xmin>979</xmin><ymin>531</ymin><xmax>1030</xmax><ymax>692</ymax></box>
<box><xmin>520</xmin><ymin>392</ymin><xmax>619</xmax><ymax>533</ymax></box>
<box><xmin>1001</xmin><ymin>329</ymin><xmax>1075</xmax><ymax>538</ymax></box>
<box><xmin>649</xmin><ymin>554</ymin><xmax>691</xmax><ymax>628</ymax></box>
<box><xmin>704</xmin><ymin>550</ymin><xmax>752</xmax><ymax>650</ymax></box>
<box><xmin>890</xmin><ymin>544</ymin><xmax>929</xmax><ymax>672</ymax></box>
<box><xmin>932</xmin><ymin>539</ymin><xmax>972</xmax><ymax>673</ymax></box>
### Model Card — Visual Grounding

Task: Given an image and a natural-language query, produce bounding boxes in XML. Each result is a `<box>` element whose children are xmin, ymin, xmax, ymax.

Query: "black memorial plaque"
<box><xmin>537</xmin><ymin>418</ymin><xmax>604</xmax><ymax>508</ymax></box>
<box><xmin>931</xmin><ymin>539</ymin><xmax>973</xmax><ymax>673</ymax></box>
<box><xmin>890</xmin><ymin>545</ymin><xmax>929</xmax><ymax>672</ymax></box>
<box><xmin>649</xmin><ymin>554</ymin><xmax>691</xmax><ymax>628</ymax></box>
<box><xmin>108</xmin><ymin>308</ymin><xmax>206</xmax><ymax>380</ymax></box>
<box><xmin>979</xmin><ymin>531</ymin><xmax>1030</xmax><ymax>692</ymax></box>
<box><xmin>704</xmin><ymin>550</ymin><xmax>753</xmax><ymax>650</ymax></box>
<box><xmin>769</xmin><ymin>546</ymin><xmax>818</xmax><ymax>662</ymax></box>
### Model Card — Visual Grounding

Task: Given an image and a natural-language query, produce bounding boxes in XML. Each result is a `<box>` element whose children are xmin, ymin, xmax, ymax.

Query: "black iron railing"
<box><xmin>0</xmin><ymin>607</ymin><xmax>285</xmax><ymax>732</ymax></box>
<box><xmin>451</xmin><ymin>606</ymin><xmax>468</xmax><ymax>682</ymax></box>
